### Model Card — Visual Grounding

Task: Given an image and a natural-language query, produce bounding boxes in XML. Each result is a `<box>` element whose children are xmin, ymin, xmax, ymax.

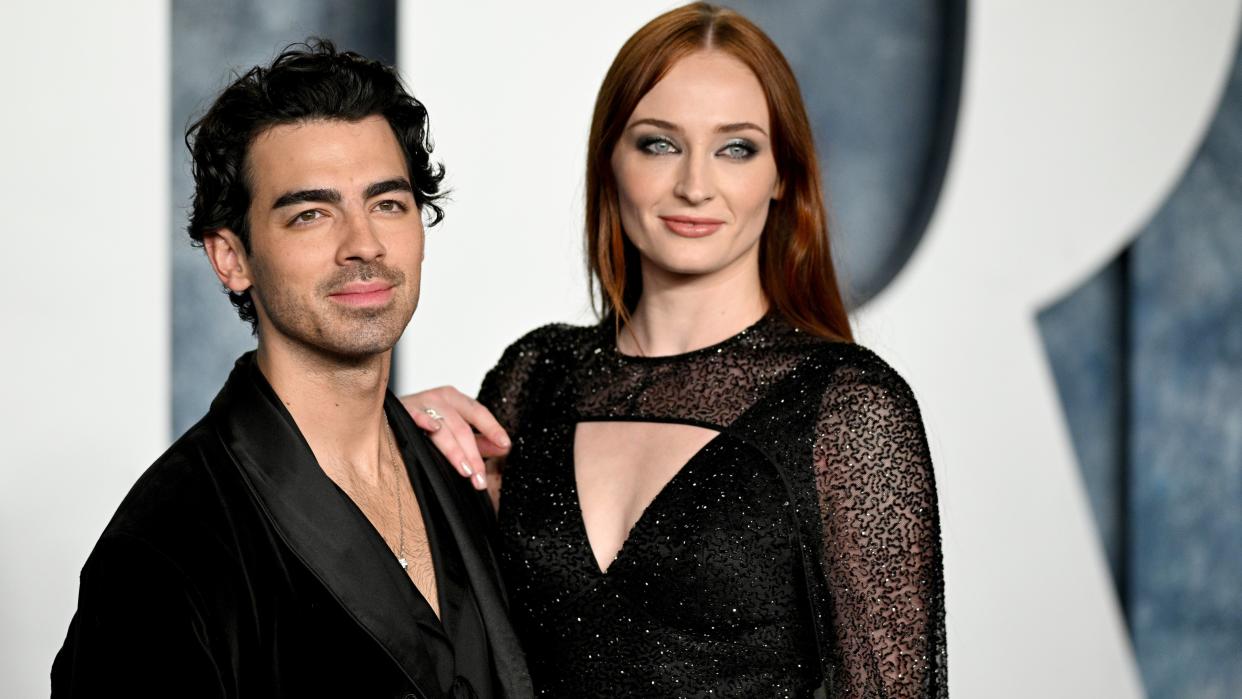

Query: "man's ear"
<box><xmin>203</xmin><ymin>229</ymin><xmax>253</xmax><ymax>294</ymax></box>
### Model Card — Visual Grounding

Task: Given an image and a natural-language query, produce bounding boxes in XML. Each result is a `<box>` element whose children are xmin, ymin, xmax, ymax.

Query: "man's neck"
<box><xmin>256</xmin><ymin>337</ymin><xmax>391</xmax><ymax>485</ymax></box>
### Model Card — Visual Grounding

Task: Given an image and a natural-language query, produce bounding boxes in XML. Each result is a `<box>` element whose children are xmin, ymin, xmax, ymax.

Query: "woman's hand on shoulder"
<box><xmin>400</xmin><ymin>386</ymin><xmax>510</xmax><ymax>491</ymax></box>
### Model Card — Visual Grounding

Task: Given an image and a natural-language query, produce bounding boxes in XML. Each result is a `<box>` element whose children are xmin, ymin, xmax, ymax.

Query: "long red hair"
<box><xmin>586</xmin><ymin>2</ymin><xmax>853</xmax><ymax>342</ymax></box>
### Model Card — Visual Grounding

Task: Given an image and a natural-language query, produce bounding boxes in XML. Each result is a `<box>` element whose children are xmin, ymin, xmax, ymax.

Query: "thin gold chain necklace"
<box><xmin>382</xmin><ymin>414</ymin><xmax>408</xmax><ymax>570</ymax></box>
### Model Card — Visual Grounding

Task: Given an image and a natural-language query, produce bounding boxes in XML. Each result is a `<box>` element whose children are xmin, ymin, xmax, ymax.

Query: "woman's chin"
<box><xmin>644</xmin><ymin>258</ymin><xmax>727</xmax><ymax>280</ymax></box>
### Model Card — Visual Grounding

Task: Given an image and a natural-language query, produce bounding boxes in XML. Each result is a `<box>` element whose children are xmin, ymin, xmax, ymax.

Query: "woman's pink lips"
<box><xmin>329</xmin><ymin>282</ymin><xmax>395</xmax><ymax>307</ymax></box>
<box><xmin>660</xmin><ymin>215</ymin><xmax>724</xmax><ymax>237</ymax></box>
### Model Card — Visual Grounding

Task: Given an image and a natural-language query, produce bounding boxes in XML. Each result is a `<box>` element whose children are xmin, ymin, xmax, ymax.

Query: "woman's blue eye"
<box><xmin>720</xmin><ymin>141</ymin><xmax>757</xmax><ymax>160</ymax></box>
<box><xmin>639</xmin><ymin>136</ymin><xmax>678</xmax><ymax>155</ymax></box>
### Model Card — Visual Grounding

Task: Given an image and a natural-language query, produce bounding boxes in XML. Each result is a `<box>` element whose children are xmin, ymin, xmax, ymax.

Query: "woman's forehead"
<box><xmin>629</xmin><ymin>51</ymin><xmax>770</xmax><ymax>131</ymax></box>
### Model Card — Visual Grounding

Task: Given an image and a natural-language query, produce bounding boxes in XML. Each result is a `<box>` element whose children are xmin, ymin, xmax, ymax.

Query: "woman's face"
<box><xmin>611</xmin><ymin>50</ymin><xmax>780</xmax><ymax>286</ymax></box>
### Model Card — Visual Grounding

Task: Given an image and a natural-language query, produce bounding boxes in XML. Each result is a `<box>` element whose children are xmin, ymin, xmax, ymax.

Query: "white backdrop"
<box><xmin>1</xmin><ymin>1</ymin><xmax>1239</xmax><ymax>697</ymax></box>
<box><xmin>0</xmin><ymin>3</ymin><xmax>170</xmax><ymax>698</ymax></box>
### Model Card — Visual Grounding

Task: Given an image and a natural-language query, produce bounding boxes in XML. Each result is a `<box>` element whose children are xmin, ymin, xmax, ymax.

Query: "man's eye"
<box><xmin>374</xmin><ymin>200</ymin><xmax>407</xmax><ymax>213</ymax></box>
<box><xmin>290</xmin><ymin>209</ymin><xmax>323</xmax><ymax>226</ymax></box>
<box><xmin>638</xmin><ymin>136</ymin><xmax>679</xmax><ymax>156</ymax></box>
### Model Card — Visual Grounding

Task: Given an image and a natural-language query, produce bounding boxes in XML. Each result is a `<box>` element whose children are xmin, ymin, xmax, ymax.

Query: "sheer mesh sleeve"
<box><xmin>814</xmin><ymin>358</ymin><xmax>947</xmax><ymax>698</ymax></box>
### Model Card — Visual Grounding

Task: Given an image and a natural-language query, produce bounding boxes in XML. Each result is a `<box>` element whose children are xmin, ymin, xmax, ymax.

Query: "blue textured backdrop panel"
<box><xmin>1041</xmin><ymin>35</ymin><xmax>1242</xmax><ymax>699</ymax></box>
<box><xmin>1129</xmin><ymin>38</ymin><xmax>1242</xmax><ymax>698</ymax></box>
<box><xmin>170</xmin><ymin>0</ymin><xmax>396</xmax><ymax>436</ymax></box>
<box><xmin>1037</xmin><ymin>261</ymin><xmax>1128</xmax><ymax>590</ymax></box>
<box><xmin>724</xmin><ymin>1</ymin><xmax>961</xmax><ymax>305</ymax></box>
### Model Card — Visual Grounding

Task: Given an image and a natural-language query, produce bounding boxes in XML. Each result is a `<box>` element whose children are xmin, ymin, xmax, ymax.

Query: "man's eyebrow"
<box><xmin>365</xmin><ymin>178</ymin><xmax>414</xmax><ymax>199</ymax></box>
<box><xmin>272</xmin><ymin>188</ymin><xmax>341</xmax><ymax>209</ymax></box>
<box><xmin>270</xmin><ymin>179</ymin><xmax>413</xmax><ymax>210</ymax></box>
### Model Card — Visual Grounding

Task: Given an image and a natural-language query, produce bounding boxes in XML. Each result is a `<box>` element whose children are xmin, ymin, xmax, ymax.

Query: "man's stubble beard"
<box><xmin>248</xmin><ymin>259</ymin><xmax>417</xmax><ymax>361</ymax></box>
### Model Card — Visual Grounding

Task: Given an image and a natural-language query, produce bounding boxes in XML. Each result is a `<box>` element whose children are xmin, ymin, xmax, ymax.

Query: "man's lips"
<box><xmin>660</xmin><ymin>215</ymin><xmax>725</xmax><ymax>237</ymax></box>
<box><xmin>328</xmin><ymin>281</ymin><xmax>395</xmax><ymax>307</ymax></box>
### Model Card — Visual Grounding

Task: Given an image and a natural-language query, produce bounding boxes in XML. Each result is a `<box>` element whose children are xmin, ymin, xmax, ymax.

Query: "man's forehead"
<box><xmin>247</xmin><ymin>115</ymin><xmax>407</xmax><ymax>194</ymax></box>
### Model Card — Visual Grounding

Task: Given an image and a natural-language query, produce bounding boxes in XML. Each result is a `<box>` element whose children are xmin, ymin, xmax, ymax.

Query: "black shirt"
<box><xmin>53</xmin><ymin>352</ymin><xmax>531</xmax><ymax>698</ymax></box>
<box><xmin>400</xmin><ymin>426</ymin><xmax>496</xmax><ymax>697</ymax></box>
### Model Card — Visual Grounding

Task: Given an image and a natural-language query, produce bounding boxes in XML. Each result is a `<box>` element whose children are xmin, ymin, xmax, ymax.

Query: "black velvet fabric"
<box><xmin>52</xmin><ymin>352</ymin><xmax>532</xmax><ymax>699</ymax></box>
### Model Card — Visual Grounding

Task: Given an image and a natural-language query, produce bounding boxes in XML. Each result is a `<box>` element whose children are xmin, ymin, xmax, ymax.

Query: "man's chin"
<box><xmin>315</xmin><ymin>328</ymin><xmax>404</xmax><ymax>361</ymax></box>
<box><xmin>319</xmin><ymin>305</ymin><xmax>413</xmax><ymax>354</ymax></box>
<box><xmin>256</xmin><ymin>304</ymin><xmax>412</xmax><ymax>363</ymax></box>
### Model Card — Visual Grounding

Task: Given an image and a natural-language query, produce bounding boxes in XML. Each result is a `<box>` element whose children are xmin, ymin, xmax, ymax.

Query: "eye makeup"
<box><xmin>633</xmin><ymin>133</ymin><xmax>761</xmax><ymax>161</ymax></box>
<box><xmin>718</xmin><ymin>138</ymin><xmax>759</xmax><ymax>160</ymax></box>
<box><xmin>637</xmin><ymin>134</ymin><xmax>680</xmax><ymax>155</ymax></box>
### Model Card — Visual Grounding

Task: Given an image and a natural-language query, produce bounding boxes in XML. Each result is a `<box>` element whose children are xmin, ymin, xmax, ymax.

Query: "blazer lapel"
<box><xmin>386</xmin><ymin>393</ymin><xmax>534</xmax><ymax>699</ymax></box>
<box><xmin>209</xmin><ymin>353</ymin><xmax>441</xmax><ymax>697</ymax></box>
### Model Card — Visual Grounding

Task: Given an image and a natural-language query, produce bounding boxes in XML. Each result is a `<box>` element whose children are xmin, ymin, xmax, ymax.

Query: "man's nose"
<box><xmin>336</xmin><ymin>209</ymin><xmax>385</xmax><ymax>264</ymax></box>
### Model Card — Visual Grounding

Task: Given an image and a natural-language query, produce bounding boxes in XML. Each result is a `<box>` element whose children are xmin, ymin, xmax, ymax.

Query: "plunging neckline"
<box><xmin>568</xmin><ymin>419</ymin><xmax>727</xmax><ymax>575</ymax></box>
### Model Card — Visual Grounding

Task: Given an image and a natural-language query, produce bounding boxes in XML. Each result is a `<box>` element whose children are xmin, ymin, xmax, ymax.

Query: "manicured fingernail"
<box><xmin>472</xmin><ymin>472</ymin><xmax>486</xmax><ymax>489</ymax></box>
<box><xmin>460</xmin><ymin>461</ymin><xmax>473</xmax><ymax>476</ymax></box>
<box><xmin>498</xmin><ymin>437</ymin><xmax>511</xmax><ymax>448</ymax></box>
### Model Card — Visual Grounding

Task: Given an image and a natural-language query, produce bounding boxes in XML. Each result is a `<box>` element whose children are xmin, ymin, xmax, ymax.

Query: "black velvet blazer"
<box><xmin>52</xmin><ymin>353</ymin><xmax>532</xmax><ymax>699</ymax></box>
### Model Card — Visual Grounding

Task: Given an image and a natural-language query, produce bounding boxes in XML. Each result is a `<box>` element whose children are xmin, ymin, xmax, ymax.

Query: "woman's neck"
<box><xmin>620</xmin><ymin>258</ymin><xmax>768</xmax><ymax>357</ymax></box>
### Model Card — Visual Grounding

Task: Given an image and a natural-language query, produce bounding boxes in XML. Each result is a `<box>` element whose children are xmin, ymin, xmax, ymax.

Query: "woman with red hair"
<box><xmin>407</xmin><ymin>3</ymin><xmax>946</xmax><ymax>696</ymax></box>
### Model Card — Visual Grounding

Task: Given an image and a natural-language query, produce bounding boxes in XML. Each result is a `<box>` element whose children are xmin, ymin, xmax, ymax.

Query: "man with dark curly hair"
<box><xmin>52</xmin><ymin>41</ymin><xmax>531</xmax><ymax>699</ymax></box>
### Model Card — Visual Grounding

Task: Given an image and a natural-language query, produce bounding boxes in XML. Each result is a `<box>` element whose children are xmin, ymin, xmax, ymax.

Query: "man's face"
<box><xmin>236</xmin><ymin>115</ymin><xmax>424</xmax><ymax>359</ymax></box>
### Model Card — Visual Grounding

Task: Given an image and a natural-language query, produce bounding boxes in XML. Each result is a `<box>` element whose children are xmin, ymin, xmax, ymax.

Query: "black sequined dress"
<box><xmin>478</xmin><ymin>313</ymin><xmax>947</xmax><ymax>698</ymax></box>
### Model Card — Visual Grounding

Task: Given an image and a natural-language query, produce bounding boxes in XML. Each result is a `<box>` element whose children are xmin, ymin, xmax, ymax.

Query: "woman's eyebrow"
<box><xmin>628</xmin><ymin>117</ymin><xmax>680</xmax><ymax>132</ymax></box>
<box><xmin>716</xmin><ymin>121</ymin><xmax>767</xmax><ymax>136</ymax></box>
<box><xmin>626</xmin><ymin>117</ymin><xmax>767</xmax><ymax>137</ymax></box>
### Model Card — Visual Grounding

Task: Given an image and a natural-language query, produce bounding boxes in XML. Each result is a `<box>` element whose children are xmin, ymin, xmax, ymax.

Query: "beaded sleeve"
<box><xmin>477</xmin><ymin>324</ymin><xmax>563</xmax><ymax>439</ymax></box>
<box><xmin>814</xmin><ymin>360</ymin><xmax>948</xmax><ymax>698</ymax></box>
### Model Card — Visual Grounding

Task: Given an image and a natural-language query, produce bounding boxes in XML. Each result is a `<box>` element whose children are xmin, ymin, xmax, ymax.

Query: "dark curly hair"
<box><xmin>185</xmin><ymin>38</ymin><xmax>445</xmax><ymax>331</ymax></box>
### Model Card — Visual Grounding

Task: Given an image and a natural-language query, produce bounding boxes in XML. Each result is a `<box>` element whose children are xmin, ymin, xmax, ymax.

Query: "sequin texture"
<box><xmin>478</xmin><ymin>313</ymin><xmax>947</xmax><ymax>698</ymax></box>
